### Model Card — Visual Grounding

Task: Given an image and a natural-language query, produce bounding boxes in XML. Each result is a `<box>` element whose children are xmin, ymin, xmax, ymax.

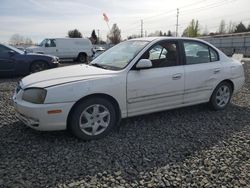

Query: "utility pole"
<box><xmin>176</xmin><ymin>8</ymin><xmax>179</xmax><ymax>37</ymax></box>
<box><xmin>141</xmin><ymin>20</ymin><xmax>144</xmax><ymax>37</ymax></box>
<box><xmin>97</xmin><ymin>29</ymin><xmax>100</xmax><ymax>44</ymax></box>
<box><xmin>145</xmin><ymin>30</ymin><xmax>147</xmax><ymax>37</ymax></box>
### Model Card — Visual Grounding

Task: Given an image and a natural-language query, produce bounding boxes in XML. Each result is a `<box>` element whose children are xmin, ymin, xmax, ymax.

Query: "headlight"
<box><xmin>22</xmin><ymin>88</ymin><xmax>47</xmax><ymax>104</ymax></box>
<box><xmin>51</xmin><ymin>57</ymin><xmax>59</xmax><ymax>63</ymax></box>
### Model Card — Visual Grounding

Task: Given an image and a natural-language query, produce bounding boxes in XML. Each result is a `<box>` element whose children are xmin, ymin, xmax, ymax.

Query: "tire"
<box><xmin>30</xmin><ymin>61</ymin><xmax>48</xmax><ymax>73</ymax></box>
<box><xmin>68</xmin><ymin>97</ymin><xmax>117</xmax><ymax>140</ymax></box>
<box><xmin>77</xmin><ymin>53</ymin><xmax>87</xmax><ymax>63</ymax></box>
<box><xmin>209</xmin><ymin>81</ymin><xmax>233</xmax><ymax>110</ymax></box>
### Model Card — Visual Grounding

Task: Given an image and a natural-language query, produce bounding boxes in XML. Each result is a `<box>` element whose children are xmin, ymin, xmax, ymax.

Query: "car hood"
<box><xmin>21</xmin><ymin>64</ymin><xmax>117</xmax><ymax>89</ymax></box>
<box><xmin>25</xmin><ymin>52</ymin><xmax>56</xmax><ymax>59</ymax></box>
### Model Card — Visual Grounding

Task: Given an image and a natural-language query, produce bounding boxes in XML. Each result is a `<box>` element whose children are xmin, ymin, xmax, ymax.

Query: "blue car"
<box><xmin>0</xmin><ymin>44</ymin><xmax>59</xmax><ymax>77</ymax></box>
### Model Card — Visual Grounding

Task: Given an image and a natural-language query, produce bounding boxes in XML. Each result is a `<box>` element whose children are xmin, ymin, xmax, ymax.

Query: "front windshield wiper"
<box><xmin>90</xmin><ymin>63</ymin><xmax>121</xmax><ymax>71</ymax></box>
<box><xmin>90</xmin><ymin>63</ymin><xmax>109</xmax><ymax>69</ymax></box>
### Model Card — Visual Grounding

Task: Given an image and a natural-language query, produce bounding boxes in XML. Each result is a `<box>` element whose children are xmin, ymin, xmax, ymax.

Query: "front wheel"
<box><xmin>30</xmin><ymin>61</ymin><xmax>48</xmax><ymax>73</ymax></box>
<box><xmin>68</xmin><ymin>97</ymin><xmax>117</xmax><ymax>140</ymax></box>
<box><xmin>209</xmin><ymin>82</ymin><xmax>233</xmax><ymax>110</ymax></box>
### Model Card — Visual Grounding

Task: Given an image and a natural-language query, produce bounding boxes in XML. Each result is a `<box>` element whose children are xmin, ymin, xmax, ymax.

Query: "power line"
<box><xmin>123</xmin><ymin>0</ymin><xmax>237</xmax><ymax>32</ymax></box>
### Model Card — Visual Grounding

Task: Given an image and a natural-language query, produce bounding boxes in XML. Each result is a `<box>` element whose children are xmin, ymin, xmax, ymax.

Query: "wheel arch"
<box><xmin>218</xmin><ymin>79</ymin><xmax>234</xmax><ymax>92</ymax></box>
<box><xmin>67</xmin><ymin>93</ymin><xmax>121</xmax><ymax>129</ymax></box>
<box><xmin>29</xmin><ymin>59</ymin><xmax>49</xmax><ymax>72</ymax></box>
<box><xmin>77</xmin><ymin>52</ymin><xmax>87</xmax><ymax>58</ymax></box>
<box><xmin>210</xmin><ymin>79</ymin><xmax>235</xmax><ymax>100</ymax></box>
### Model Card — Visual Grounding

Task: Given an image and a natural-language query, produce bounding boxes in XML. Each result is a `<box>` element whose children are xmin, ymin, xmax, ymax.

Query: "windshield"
<box><xmin>38</xmin><ymin>39</ymin><xmax>47</xmax><ymax>47</ymax></box>
<box><xmin>90</xmin><ymin>40</ymin><xmax>149</xmax><ymax>70</ymax></box>
<box><xmin>5</xmin><ymin>44</ymin><xmax>24</xmax><ymax>54</ymax></box>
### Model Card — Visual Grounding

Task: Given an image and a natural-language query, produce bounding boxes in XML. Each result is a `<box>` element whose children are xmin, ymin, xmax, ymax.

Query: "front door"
<box><xmin>44</xmin><ymin>39</ymin><xmax>58</xmax><ymax>57</ymax></box>
<box><xmin>127</xmin><ymin>40</ymin><xmax>184</xmax><ymax>117</ymax></box>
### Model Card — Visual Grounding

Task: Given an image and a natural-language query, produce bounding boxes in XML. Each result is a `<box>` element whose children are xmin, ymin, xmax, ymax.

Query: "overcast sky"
<box><xmin>0</xmin><ymin>0</ymin><xmax>250</xmax><ymax>43</ymax></box>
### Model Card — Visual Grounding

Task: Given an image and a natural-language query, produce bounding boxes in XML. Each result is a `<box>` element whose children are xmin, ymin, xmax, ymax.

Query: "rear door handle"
<box><xmin>172</xmin><ymin>73</ymin><xmax>182</xmax><ymax>80</ymax></box>
<box><xmin>214</xmin><ymin>68</ymin><xmax>221</xmax><ymax>74</ymax></box>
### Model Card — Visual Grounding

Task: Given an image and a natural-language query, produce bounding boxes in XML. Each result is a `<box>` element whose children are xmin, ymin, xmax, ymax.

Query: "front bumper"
<box><xmin>13</xmin><ymin>94</ymin><xmax>74</xmax><ymax>131</ymax></box>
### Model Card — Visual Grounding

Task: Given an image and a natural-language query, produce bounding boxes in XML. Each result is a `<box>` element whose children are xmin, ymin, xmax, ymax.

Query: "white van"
<box><xmin>27</xmin><ymin>38</ymin><xmax>93</xmax><ymax>63</ymax></box>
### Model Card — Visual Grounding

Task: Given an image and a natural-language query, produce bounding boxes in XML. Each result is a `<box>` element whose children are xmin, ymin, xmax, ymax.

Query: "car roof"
<box><xmin>129</xmin><ymin>37</ymin><xmax>207</xmax><ymax>43</ymax></box>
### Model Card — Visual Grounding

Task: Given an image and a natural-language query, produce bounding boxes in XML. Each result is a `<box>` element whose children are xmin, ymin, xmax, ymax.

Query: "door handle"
<box><xmin>172</xmin><ymin>73</ymin><xmax>182</xmax><ymax>80</ymax></box>
<box><xmin>214</xmin><ymin>68</ymin><xmax>221</xmax><ymax>74</ymax></box>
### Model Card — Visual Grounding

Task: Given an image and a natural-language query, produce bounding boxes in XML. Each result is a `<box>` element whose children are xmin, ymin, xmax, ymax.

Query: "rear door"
<box><xmin>182</xmin><ymin>40</ymin><xmax>222</xmax><ymax>104</ymax></box>
<box><xmin>0</xmin><ymin>45</ymin><xmax>15</xmax><ymax>74</ymax></box>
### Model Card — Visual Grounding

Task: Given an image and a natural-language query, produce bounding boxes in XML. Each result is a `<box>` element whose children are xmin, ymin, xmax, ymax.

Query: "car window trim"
<box><xmin>181</xmin><ymin>39</ymin><xmax>220</xmax><ymax>65</ymax></box>
<box><xmin>131</xmin><ymin>39</ymin><xmax>182</xmax><ymax>70</ymax></box>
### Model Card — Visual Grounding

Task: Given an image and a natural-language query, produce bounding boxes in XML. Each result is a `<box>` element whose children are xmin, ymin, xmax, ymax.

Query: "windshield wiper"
<box><xmin>90</xmin><ymin>63</ymin><xmax>109</xmax><ymax>69</ymax></box>
<box><xmin>90</xmin><ymin>63</ymin><xmax>121</xmax><ymax>71</ymax></box>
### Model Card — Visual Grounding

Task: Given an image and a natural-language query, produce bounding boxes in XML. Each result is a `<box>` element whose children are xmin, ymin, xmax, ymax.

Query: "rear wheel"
<box><xmin>30</xmin><ymin>61</ymin><xmax>48</xmax><ymax>73</ymax></box>
<box><xmin>68</xmin><ymin>97</ymin><xmax>117</xmax><ymax>140</ymax></box>
<box><xmin>209</xmin><ymin>82</ymin><xmax>233</xmax><ymax>110</ymax></box>
<box><xmin>77</xmin><ymin>53</ymin><xmax>87</xmax><ymax>63</ymax></box>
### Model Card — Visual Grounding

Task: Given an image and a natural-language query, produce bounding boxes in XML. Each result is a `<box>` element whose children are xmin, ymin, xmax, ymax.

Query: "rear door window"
<box><xmin>183</xmin><ymin>41</ymin><xmax>219</xmax><ymax>65</ymax></box>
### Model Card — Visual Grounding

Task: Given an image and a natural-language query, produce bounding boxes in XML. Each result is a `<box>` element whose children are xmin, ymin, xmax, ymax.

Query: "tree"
<box><xmin>227</xmin><ymin>21</ymin><xmax>236</xmax><ymax>33</ymax></box>
<box><xmin>107</xmin><ymin>24</ymin><xmax>121</xmax><ymax>44</ymax></box>
<box><xmin>167</xmin><ymin>30</ymin><xmax>172</xmax><ymax>36</ymax></box>
<box><xmin>202</xmin><ymin>25</ymin><xmax>209</xmax><ymax>36</ymax></box>
<box><xmin>234</xmin><ymin>22</ymin><xmax>247</xmax><ymax>33</ymax></box>
<box><xmin>90</xmin><ymin>30</ymin><xmax>98</xmax><ymax>44</ymax></box>
<box><xmin>218</xmin><ymin>20</ymin><xmax>226</xmax><ymax>34</ymax></box>
<box><xmin>9</xmin><ymin>34</ymin><xmax>24</xmax><ymax>45</ymax></box>
<box><xmin>148</xmin><ymin>31</ymin><xmax>162</xmax><ymax>37</ymax></box>
<box><xmin>68</xmin><ymin>29</ymin><xmax>82</xmax><ymax>38</ymax></box>
<box><xmin>25</xmin><ymin>37</ymin><xmax>33</xmax><ymax>45</ymax></box>
<box><xmin>247</xmin><ymin>24</ymin><xmax>250</xmax><ymax>32</ymax></box>
<box><xmin>127</xmin><ymin>34</ymin><xmax>140</xmax><ymax>40</ymax></box>
<box><xmin>182</xmin><ymin>19</ymin><xmax>200</xmax><ymax>37</ymax></box>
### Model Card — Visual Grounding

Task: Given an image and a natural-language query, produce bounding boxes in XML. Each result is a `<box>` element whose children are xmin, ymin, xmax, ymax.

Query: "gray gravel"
<box><xmin>0</xmin><ymin>62</ymin><xmax>249</xmax><ymax>188</ymax></box>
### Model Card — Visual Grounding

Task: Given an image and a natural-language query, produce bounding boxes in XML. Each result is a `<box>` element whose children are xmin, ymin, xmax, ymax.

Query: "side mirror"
<box><xmin>8</xmin><ymin>50</ymin><xmax>16</xmax><ymax>56</ymax></box>
<box><xmin>136</xmin><ymin>59</ymin><xmax>152</xmax><ymax>69</ymax></box>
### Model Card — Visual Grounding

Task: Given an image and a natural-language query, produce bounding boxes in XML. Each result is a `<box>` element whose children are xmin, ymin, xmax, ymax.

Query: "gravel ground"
<box><xmin>0</xmin><ymin>62</ymin><xmax>249</xmax><ymax>188</ymax></box>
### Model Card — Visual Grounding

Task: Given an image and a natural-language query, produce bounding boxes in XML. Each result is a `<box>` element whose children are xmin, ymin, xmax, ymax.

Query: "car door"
<box><xmin>44</xmin><ymin>39</ymin><xmax>58</xmax><ymax>56</ymax></box>
<box><xmin>182</xmin><ymin>40</ymin><xmax>222</xmax><ymax>104</ymax></box>
<box><xmin>127</xmin><ymin>40</ymin><xmax>185</xmax><ymax>117</ymax></box>
<box><xmin>0</xmin><ymin>44</ymin><xmax>16</xmax><ymax>74</ymax></box>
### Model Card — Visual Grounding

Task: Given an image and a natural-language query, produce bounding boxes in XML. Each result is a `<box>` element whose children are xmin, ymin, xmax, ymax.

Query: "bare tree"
<box><xmin>107</xmin><ymin>24</ymin><xmax>121</xmax><ymax>44</ymax></box>
<box><xmin>25</xmin><ymin>37</ymin><xmax>33</xmax><ymax>45</ymax></box>
<box><xmin>9</xmin><ymin>34</ymin><xmax>24</xmax><ymax>45</ymax></box>
<box><xmin>227</xmin><ymin>21</ymin><xmax>236</xmax><ymax>33</ymax></box>
<box><xmin>218</xmin><ymin>20</ymin><xmax>226</xmax><ymax>34</ymax></box>
<box><xmin>202</xmin><ymin>25</ymin><xmax>209</xmax><ymax>36</ymax></box>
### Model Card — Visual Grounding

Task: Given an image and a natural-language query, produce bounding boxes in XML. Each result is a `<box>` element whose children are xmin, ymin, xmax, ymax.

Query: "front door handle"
<box><xmin>172</xmin><ymin>73</ymin><xmax>182</xmax><ymax>80</ymax></box>
<box><xmin>214</xmin><ymin>68</ymin><xmax>221</xmax><ymax>74</ymax></box>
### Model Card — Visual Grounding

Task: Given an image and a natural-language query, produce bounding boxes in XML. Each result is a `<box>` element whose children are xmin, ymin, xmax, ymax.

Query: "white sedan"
<box><xmin>13</xmin><ymin>37</ymin><xmax>245</xmax><ymax>140</ymax></box>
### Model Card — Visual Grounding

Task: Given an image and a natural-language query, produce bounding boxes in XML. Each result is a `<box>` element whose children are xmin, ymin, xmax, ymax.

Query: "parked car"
<box><xmin>92</xmin><ymin>47</ymin><xmax>105</xmax><ymax>59</ymax></box>
<box><xmin>0</xmin><ymin>43</ymin><xmax>59</xmax><ymax>76</ymax></box>
<box><xmin>26</xmin><ymin>38</ymin><xmax>93</xmax><ymax>63</ymax></box>
<box><xmin>13</xmin><ymin>37</ymin><xmax>245</xmax><ymax>140</ymax></box>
